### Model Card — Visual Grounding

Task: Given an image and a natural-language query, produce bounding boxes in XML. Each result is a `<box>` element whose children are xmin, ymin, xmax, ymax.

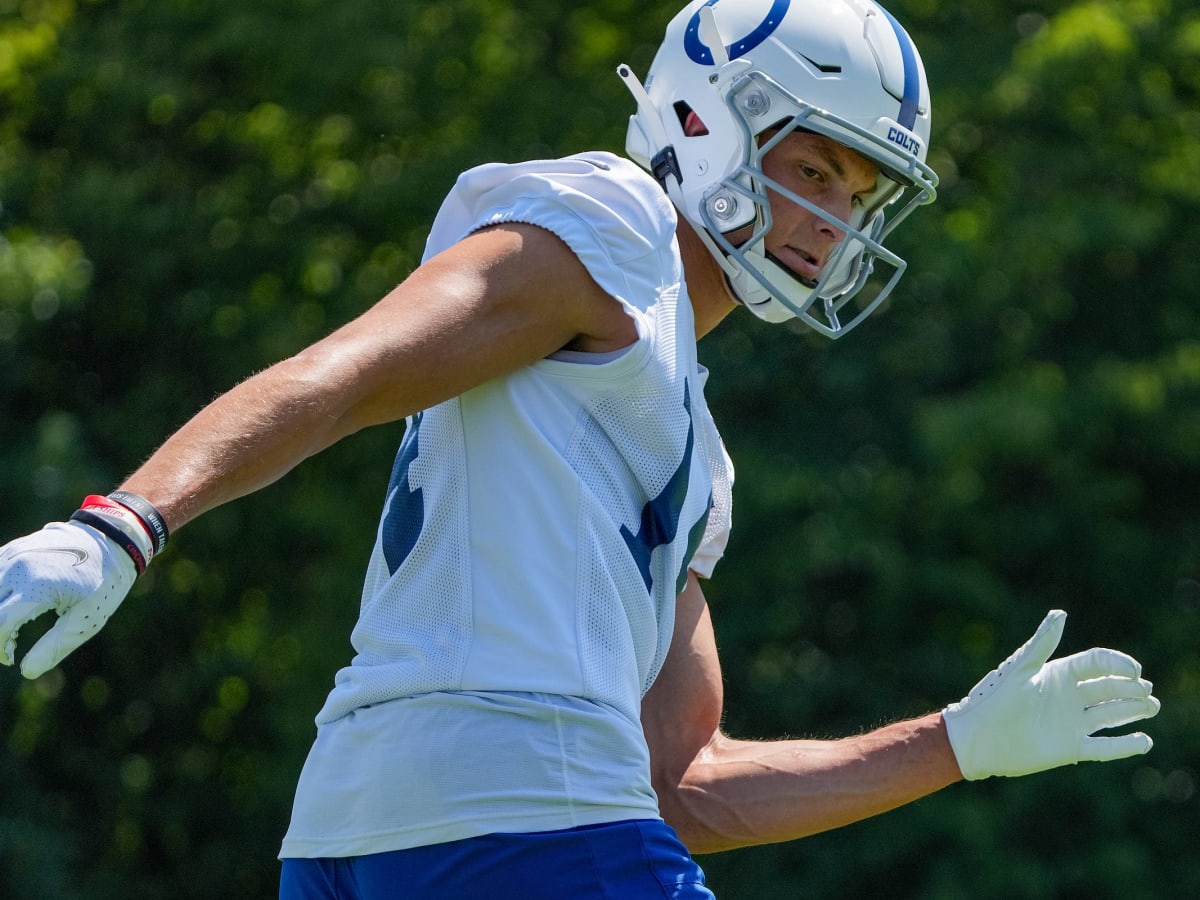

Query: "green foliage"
<box><xmin>2</xmin><ymin>0</ymin><xmax>1199</xmax><ymax>897</ymax></box>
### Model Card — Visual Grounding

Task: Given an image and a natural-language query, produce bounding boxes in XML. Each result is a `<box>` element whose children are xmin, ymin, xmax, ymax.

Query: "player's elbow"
<box><xmin>656</xmin><ymin>784</ymin><xmax>732</xmax><ymax>855</ymax></box>
<box><xmin>652</xmin><ymin>736</ymin><xmax>747</xmax><ymax>856</ymax></box>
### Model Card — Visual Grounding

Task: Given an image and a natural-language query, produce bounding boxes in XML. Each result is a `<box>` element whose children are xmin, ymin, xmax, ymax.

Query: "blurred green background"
<box><xmin>1</xmin><ymin>0</ymin><xmax>1198</xmax><ymax>897</ymax></box>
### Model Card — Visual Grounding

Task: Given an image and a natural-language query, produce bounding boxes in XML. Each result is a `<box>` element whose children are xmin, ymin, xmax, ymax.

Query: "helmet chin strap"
<box><xmin>616</xmin><ymin>64</ymin><xmax>688</xmax><ymax>203</ymax></box>
<box><xmin>685</xmin><ymin>216</ymin><xmax>803</xmax><ymax>325</ymax></box>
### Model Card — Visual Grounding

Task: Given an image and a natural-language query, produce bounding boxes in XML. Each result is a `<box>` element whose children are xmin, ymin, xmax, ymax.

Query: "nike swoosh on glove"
<box><xmin>0</xmin><ymin>521</ymin><xmax>136</xmax><ymax>678</ymax></box>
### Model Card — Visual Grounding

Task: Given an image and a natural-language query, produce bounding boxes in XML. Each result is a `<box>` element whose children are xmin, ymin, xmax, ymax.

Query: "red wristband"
<box><xmin>75</xmin><ymin>495</ymin><xmax>156</xmax><ymax>573</ymax></box>
<box><xmin>81</xmin><ymin>494</ymin><xmax>155</xmax><ymax>545</ymax></box>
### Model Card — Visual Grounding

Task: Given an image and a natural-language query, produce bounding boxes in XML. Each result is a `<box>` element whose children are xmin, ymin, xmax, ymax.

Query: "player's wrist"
<box><xmin>107</xmin><ymin>490</ymin><xmax>170</xmax><ymax>556</ymax></box>
<box><xmin>69</xmin><ymin>493</ymin><xmax>167</xmax><ymax>576</ymax></box>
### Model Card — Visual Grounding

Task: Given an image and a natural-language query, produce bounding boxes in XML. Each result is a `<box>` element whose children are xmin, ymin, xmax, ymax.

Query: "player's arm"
<box><xmin>642</xmin><ymin>573</ymin><xmax>1160</xmax><ymax>854</ymax></box>
<box><xmin>121</xmin><ymin>222</ymin><xmax>634</xmax><ymax>531</ymax></box>
<box><xmin>0</xmin><ymin>223</ymin><xmax>633</xmax><ymax>677</ymax></box>
<box><xmin>641</xmin><ymin>572</ymin><xmax>960</xmax><ymax>853</ymax></box>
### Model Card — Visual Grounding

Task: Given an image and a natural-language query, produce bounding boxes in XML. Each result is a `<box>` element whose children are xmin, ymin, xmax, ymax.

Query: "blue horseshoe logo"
<box><xmin>684</xmin><ymin>0</ymin><xmax>791</xmax><ymax>65</ymax></box>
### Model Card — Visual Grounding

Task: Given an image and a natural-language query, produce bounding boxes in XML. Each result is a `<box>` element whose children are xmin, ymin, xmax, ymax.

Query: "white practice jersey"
<box><xmin>281</xmin><ymin>152</ymin><xmax>733</xmax><ymax>858</ymax></box>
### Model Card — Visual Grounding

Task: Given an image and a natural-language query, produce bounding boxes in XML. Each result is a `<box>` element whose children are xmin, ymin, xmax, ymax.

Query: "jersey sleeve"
<box><xmin>422</xmin><ymin>152</ymin><xmax>679</xmax><ymax>317</ymax></box>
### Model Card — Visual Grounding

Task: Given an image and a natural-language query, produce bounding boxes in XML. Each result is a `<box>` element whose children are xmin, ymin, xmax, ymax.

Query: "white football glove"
<box><xmin>943</xmin><ymin>609</ymin><xmax>1160</xmax><ymax>780</ymax></box>
<box><xmin>0</xmin><ymin>521</ymin><xmax>137</xmax><ymax>679</ymax></box>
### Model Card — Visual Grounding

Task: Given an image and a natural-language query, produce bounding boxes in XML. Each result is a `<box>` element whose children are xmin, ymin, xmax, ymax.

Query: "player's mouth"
<box><xmin>768</xmin><ymin>246</ymin><xmax>822</xmax><ymax>288</ymax></box>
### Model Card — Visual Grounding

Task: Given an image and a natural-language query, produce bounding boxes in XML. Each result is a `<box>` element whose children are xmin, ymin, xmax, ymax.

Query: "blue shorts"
<box><xmin>279</xmin><ymin>819</ymin><xmax>715</xmax><ymax>899</ymax></box>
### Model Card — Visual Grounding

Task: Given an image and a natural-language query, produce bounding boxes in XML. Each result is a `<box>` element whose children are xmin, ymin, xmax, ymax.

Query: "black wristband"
<box><xmin>70</xmin><ymin>508</ymin><xmax>148</xmax><ymax>575</ymax></box>
<box><xmin>107</xmin><ymin>490</ymin><xmax>170</xmax><ymax>555</ymax></box>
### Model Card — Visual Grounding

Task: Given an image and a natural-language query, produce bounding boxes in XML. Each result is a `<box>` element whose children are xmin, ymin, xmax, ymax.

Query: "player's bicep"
<box><xmin>642</xmin><ymin>572</ymin><xmax>725</xmax><ymax>789</ymax></box>
<box><xmin>295</xmin><ymin>222</ymin><xmax>636</xmax><ymax>440</ymax></box>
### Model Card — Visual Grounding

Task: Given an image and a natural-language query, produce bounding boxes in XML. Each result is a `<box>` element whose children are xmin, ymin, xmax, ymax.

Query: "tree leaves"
<box><xmin>1</xmin><ymin>2</ymin><xmax>1198</xmax><ymax>898</ymax></box>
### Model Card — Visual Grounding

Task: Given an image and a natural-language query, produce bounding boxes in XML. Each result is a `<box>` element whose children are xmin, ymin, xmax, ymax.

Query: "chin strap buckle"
<box><xmin>651</xmin><ymin>145</ymin><xmax>682</xmax><ymax>190</ymax></box>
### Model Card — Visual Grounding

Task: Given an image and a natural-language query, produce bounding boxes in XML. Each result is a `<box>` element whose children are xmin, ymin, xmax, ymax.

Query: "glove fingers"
<box><xmin>0</xmin><ymin>589</ymin><xmax>18</xmax><ymax>665</ymax></box>
<box><xmin>1079</xmin><ymin>731</ymin><xmax>1154</xmax><ymax>763</ymax></box>
<box><xmin>1078</xmin><ymin>674</ymin><xmax>1155</xmax><ymax>706</ymax></box>
<box><xmin>1082</xmin><ymin>694</ymin><xmax>1162</xmax><ymax>734</ymax></box>
<box><xmin>1063</xmin><ymin>646</ymin><xmax>1143</xmax><ymax>682</ymax></box>
<box><xmin>21</xmin><ymin>622</ymin><xmax>83</xmax><ymax>679</ymax></box>
<box><xmin>1006</xmin><ymin>609</ymin><xmax>1067</xmax><ymax>675</ymax></box>
<box><xmin>19</xmin><ymin>600</ymin><xmax>108</xmax><ymax>679</ymax></box>
<box><xmin>0</xmin><ymin>593</ymin><xmax>48</xmax><ymax>667</ymax></box>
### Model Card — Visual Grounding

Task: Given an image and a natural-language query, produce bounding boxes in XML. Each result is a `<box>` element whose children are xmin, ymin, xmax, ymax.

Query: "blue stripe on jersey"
<box><xmin>620</xmin><ymin>382</ymin><xmax>695</xmax><ymax>595</ymax></box>
<box><xmin>677</xmin><ymin>492</ymin><xmax>713</xmax><ymax>596</ymax></box>
<box><xmin>382</xmin><ymin>413</ymin><xmax>424</xmax><ymax>575</ymax></box>
<box><xmin>879</xmin><ymin>6</ymin><xmax>920</xmax><ymax>130</ymax></box>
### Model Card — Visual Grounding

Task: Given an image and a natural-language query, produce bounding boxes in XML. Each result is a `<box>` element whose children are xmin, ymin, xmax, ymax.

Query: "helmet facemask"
<box><xmin>695</xmin><ymin>72</ymin><xmax>933</xmax><ymax>336</ymax></box>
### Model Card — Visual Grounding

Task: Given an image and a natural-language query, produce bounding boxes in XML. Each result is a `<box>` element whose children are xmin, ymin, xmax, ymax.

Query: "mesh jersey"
<box><xmin>280</xmin><ymin>152</ymin><xmax>734</xmax><ymax>858</ymax></box>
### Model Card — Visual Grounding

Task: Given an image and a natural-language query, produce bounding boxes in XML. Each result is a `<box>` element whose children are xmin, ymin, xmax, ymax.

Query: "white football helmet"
<box><xmin>620</xmin><ymin>0</ymin><xmax>938</xmax><ymax>337</ymax></box>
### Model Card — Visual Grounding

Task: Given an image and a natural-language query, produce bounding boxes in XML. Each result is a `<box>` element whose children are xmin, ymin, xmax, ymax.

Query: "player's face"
<box><xmin>757</xmin><ymin>130</ymin><xmax>881</xmax><ymax>286</ymax></box>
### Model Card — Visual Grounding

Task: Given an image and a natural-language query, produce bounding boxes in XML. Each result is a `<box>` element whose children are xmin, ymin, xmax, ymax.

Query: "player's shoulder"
<box><xmin>448</xmin><ymin>152</ymin><xmax>678</xmax><ymax>263</ymax></box>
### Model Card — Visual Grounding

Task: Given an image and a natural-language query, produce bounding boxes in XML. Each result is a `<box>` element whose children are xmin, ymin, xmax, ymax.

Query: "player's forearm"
<box><xmin>663</xmin><ymin>712</ymin><xmax>962</xmax><ymax>854</ymax></box>
<box><xmin>119</xmin><ymin>350</ymin><xmax>368</xmax><ymax>532</ymax></box>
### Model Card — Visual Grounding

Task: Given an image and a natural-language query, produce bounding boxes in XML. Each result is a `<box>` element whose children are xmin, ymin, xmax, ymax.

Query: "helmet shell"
<box><xmin>623</xmin><ymin>0</ymin><xmax>938</xmax><ymax>335</ymax></box>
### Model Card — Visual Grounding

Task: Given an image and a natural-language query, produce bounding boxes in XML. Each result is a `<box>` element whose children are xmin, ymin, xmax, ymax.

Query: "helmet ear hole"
<box><xmin>681</xmin><ymin>109</ymin><xmax>705</xmax><ymax>137</ymax></box>
<box><xmin>675</xmin><ymin>103</ymin><xmax>710</xmax><ymax>136</ymax></box>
